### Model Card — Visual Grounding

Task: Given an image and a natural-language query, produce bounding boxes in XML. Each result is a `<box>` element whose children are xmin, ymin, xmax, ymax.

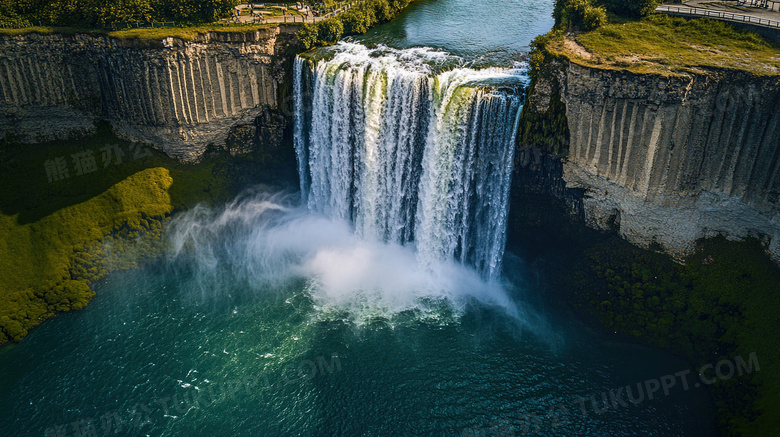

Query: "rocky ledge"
<box><xmin>525</xmin><ymin>59</ymin><xmax>780</xmax><ymax>261</ymax></box>
<box><xmin>0</xmin><ymin>26</ymin><xmax>301</xmax><ymax>162</ymax></box>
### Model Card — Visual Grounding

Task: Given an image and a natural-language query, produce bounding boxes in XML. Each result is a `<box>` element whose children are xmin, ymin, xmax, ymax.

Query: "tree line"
<box><xmin>296</xmin><ymin>0</ymin><xmax>414</xmax><ymax>49</ymax></box>
<box><xmin>0</xmin><ymin>0</ymin><xmax>240</xmax><ymax>28</ymax></box>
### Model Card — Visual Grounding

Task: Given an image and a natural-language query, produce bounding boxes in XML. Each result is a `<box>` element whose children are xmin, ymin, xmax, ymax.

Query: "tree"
<box><xmin>554</xmin><ymin>0</ymin><xmax>607</xmax><ymax>31</ymax></box>
<box><xmin>372</xmin><ymin>0</ymin><xmax>392</xmax><ymax>22</ymax></box>
<box><xmin>298</xmin><ymin>23</ymin><xmax>318</xmax><ymax>49</ymax></box>
<box><xmin>555</xmin><ymin>0</ymin><xmax>659</xmax><ymax>29</ymax></box>
<box><xmin>97</xmin><ymin>0</ymin><xmax>153</xmax><ymax>24</ymax></box>
<box><xmin>341</xmin><ymin>10</ymin><xmax>370</xmax><ymax>34</ymax></box>
<box><xmin>317</xmin><ymin>17</ymin><xmax>343</xmax><ymax>44</ymax></box>
<box><xmin>0</xmin><ymin>0</ymin><xmax>31</xmax><ymax>27</ymax></box>
<box><xmin>598</xmin><ymin>0</ymin><xmax>660</xmax><ymax>18</ymax></box>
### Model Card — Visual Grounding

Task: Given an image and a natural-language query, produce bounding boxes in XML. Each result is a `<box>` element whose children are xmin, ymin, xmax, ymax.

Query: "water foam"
<box><xmin>169</xmin><ymin>43</ymin><xmax>535</xmax><ymax>329</ymax></box>
<box><xmin>166</xmin><ymin>191</ymin><xmax>522</xmax><ymax>326</ymax></box>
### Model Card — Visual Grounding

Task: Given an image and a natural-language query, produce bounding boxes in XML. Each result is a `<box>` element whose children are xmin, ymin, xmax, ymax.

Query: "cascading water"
<box><xmin>294</xmin><ymin>43</ymin><xmax>525</xmax><ymax>278</ymax></box>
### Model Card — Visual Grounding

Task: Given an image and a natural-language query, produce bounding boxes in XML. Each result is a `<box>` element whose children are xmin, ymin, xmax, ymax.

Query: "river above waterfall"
<box><xmin>354</xmin><ymin>0</ymin><xmax>556</xmax><ymax>66</ymax></box>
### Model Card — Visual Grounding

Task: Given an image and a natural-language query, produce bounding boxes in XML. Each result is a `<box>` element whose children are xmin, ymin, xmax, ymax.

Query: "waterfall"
<box><xmin>293</xmin><ymin>43</ymin><xmax>524</xmax><ymax>279</ymax></box>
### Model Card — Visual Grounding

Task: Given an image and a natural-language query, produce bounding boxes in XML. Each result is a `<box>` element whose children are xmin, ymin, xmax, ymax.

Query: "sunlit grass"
<box><xmin>548</xmin><ymin>14</ymin><xmax>780</xmax><ymax>76</ymax></box>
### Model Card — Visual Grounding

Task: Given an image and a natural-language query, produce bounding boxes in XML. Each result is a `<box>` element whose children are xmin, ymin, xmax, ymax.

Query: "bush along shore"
<box><xmin>0</xmin><ymin>122</ymin><xmax>293</xmax><ymax>345</ymax></box>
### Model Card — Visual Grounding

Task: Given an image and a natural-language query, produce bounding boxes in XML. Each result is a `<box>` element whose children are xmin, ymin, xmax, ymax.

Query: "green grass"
<box><xmin>547</xmin><ymin>14</ymin><xmax>780</xmax><ymax>76</ymax></box>
<box><xmin>0</xmin><ymin>26</ymin><xmax>86</xmax><ymax>37</ymax></box>
<box><xmin>0</xmin><ymin>123</ymin><xmax>267</xmax><ymax>345</ymax></box>
<box><xmin>240</xmin><ymin>7</ymin><xmax>305</xmax><ymax>17</ymax></box>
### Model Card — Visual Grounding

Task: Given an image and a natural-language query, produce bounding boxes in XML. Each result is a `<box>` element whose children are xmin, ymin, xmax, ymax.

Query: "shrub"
<box><xmin>298</xmin><ymin>23</ymin><xmax>319</xmax><ymax>49</ymax></box>
<box><xmin>341</xmin><ymin>9</ymin><xmax>374</xmax><ymax>34</ymax></box>
<box><xmin>373</xmin><ymin>0</ymin><xmax>392</xmax><ymax>22</ymax></box>
<box><xmin>555</xmin><ymin>0</ymin><xmax>607</xmax><ymax>31</ymax></box>
<box><xmin>317</xmin><ymin>17</ymin><xmax>343</xmax><ymax>45</ymax></box>
<box><xmin>97</xmin><ymin>0</ymin><xmax>154</xmax><ymax>25</ymax></box>
<box><xmin>554</xmin><ymin>0</ymin><xmax>658</xmax><ymax>30</ymax></box>
<box><xmin>598</xmin><ymin>0</ymin><xmax>660</xmax><ymax>18</ymax></box>
<box><xmin>0</xmin><ymin>0</ymin><xmax>31</xmax><ymax>27</ymax></box>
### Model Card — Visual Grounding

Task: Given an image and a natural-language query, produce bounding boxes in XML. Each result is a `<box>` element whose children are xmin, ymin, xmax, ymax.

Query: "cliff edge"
<box><xmin>0</xmin><ymin>26</ymin><xmax>300</xmax><ymax>162</ymax></box>
<box><xmin>523</xmin><ymin>27</ymin><xmax>780</xmax><ymax>261</ymax></box>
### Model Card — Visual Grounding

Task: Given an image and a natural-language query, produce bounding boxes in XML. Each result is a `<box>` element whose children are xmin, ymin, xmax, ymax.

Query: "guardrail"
<box><xmin>110</xmin><ymin>22</ymin><xmax>178</xmax><ymax>30</ymax></box>
<box><xmin>656</xmin><ymin>5</ymin><xmax>780</xmax><ymax>28</ymax></box>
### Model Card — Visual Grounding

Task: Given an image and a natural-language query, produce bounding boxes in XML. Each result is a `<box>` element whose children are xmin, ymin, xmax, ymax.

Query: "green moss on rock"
<box><xmin>517</xmin><ymin>33</ymin><xmax>570</xmax><ymax>155</ymax></box>
<box><xmin>0</xmin><ymin>122</ymin><xmax>274</xmax><ymax>346</ymax></box>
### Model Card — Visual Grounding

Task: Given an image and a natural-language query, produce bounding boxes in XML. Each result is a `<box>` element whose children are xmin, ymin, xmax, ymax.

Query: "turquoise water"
<box><xmin>354</xmin><ymin>0</ymin><xmax>556</xmax><ymax>66</ymax></box>
<box><xmin>0</xmin><ymin>193</ymin><xmax>715</xmax><ymax>436</ymax></box>
<box><xmin>0</xmin><ymin>229</ymin><xmax>714</xmax><ymax>435</ymax></box>
<box><xmin>0</xmin><ymin>1</ymin><xmax>717</xmax><ymax>435</ymax></box>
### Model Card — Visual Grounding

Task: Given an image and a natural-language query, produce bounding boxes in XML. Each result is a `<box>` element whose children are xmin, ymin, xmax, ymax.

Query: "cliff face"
<box><xmin>526</xmin><ymin>60</ymin><xmax>780</xmax><ymax>260</ymax></box>
<box><xmin>0</xmin><ymin>27</ymin><xmax>300</xmax><ymax>162</ymax></box>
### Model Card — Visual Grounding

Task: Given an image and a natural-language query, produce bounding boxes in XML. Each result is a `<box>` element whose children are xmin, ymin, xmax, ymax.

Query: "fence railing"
<box><xmin>656</xmin><ymin>5</ymin><xmax>780</xmax><ymax>28</ymax></box>
<box><xmin>110</xmin><ymin>22</ymin><xmax>178</xmax><ymax>30</ymax></box>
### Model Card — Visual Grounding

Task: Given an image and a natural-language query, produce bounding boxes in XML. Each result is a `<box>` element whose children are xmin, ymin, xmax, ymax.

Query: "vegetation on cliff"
<box><xmin>0</xmin><ymin>21</ymin><xmax>282</xmax><ymax>44</ymax></box>
<box><xmin>516</xmin><ymin>89</ymin><xmax>569</xmax><ymax>156</ymax></box>
<box><xmin>576</xmin><ymin>14</ymin><xmax>780</xmax><ymax>75</ymax></box>
<box><xmin>1</xmin><ymin>0</ymin><xmax>416</xmax><ymax>44</ymax></box>
<box><xmin>0</xmin><ymin>123</ymin><xmax>286</xmax><ymax>345</ymax></box>
<box><xmin>515</xmin><ymin>34</ymin><xmax>570</xmax><ymax>155</ymax></box>
<box><xmin>296</xmin><ymin>0</ymin><xmax>414</xmax><ymax>49</ymax></box>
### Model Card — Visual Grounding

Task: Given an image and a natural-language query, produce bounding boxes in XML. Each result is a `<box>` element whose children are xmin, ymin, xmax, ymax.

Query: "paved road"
<box><xmin>657</xmin><ymin>1</ymin><xmax>780</xmax><ymax>28</ymax></box>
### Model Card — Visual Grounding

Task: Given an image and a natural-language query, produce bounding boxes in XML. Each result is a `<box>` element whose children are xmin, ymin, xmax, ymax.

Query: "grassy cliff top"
<box><xmin>546</xmin><ymin>14</ymin><xmax>780</xmax><ymax>76</ymax></box>
<box><xmin>0</xmin><ymin>22</ymin><xmax>280</xmax><ymax>42</ymax></box>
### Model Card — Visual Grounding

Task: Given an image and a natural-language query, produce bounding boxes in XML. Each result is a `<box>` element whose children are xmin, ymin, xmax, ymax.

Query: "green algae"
<box><xmin>0</xmin><ymin>122</ymin><xmax>283</xmax><ymax>345</ymax></box>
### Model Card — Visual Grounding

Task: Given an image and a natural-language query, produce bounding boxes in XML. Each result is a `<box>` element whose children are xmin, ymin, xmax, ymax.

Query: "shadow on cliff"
<box><xmin>0</xmin><ymin>123</ymin><xmax>298</xmax><ymax>226</ymax></box>
<box><xmin>507</xmin><ymin>153</ymin><xmax>780</xmax><ymax>436</ymax></box>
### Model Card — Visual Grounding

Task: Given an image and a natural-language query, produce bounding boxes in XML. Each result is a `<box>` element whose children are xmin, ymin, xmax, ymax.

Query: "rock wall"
<box><xmin>526</xmin><ymin>61</ymin><xmax>780</xmax><ymax>260</ymax></box>
<box><xmin>0</xmin><ymin>27</ymin><xmax>300</xmax><ymax>162</ymax></box>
